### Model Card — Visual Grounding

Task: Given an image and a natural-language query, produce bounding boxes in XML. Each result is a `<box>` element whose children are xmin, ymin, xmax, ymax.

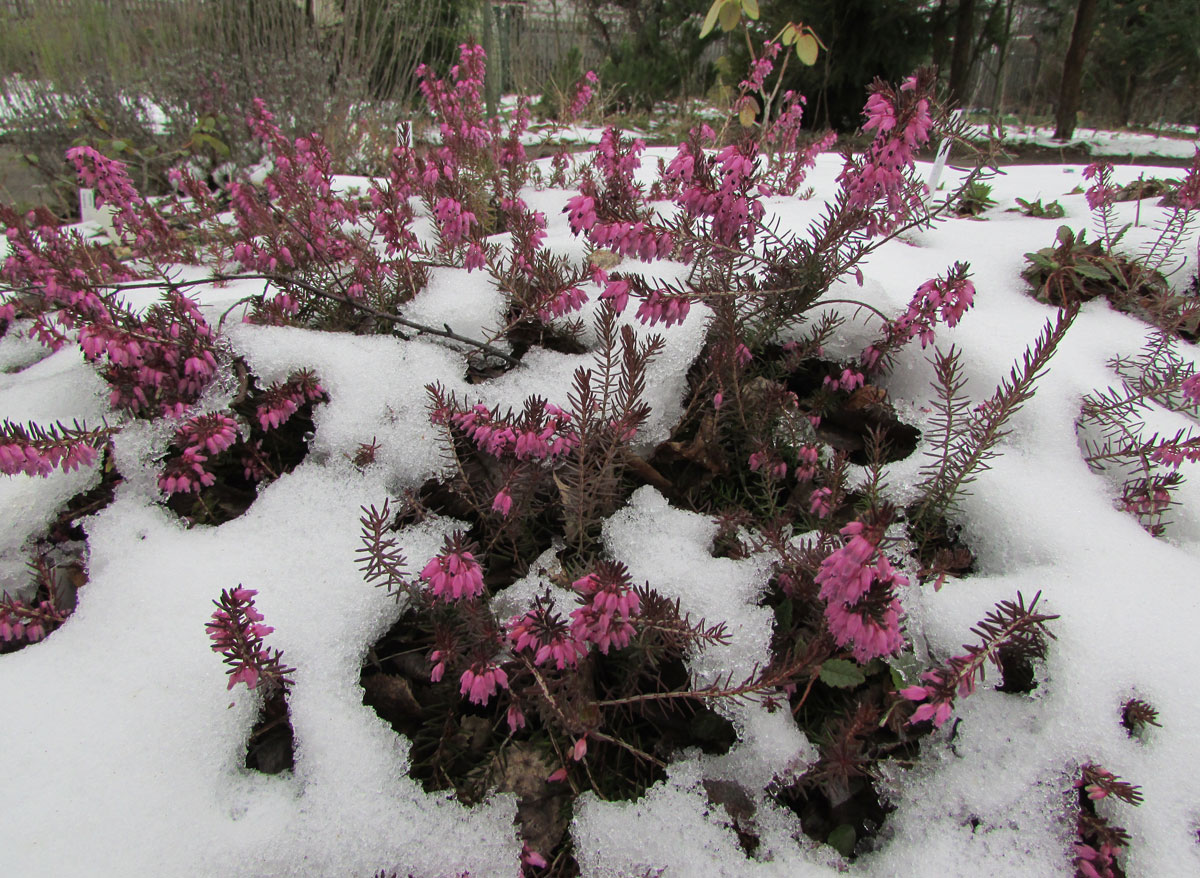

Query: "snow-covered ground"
<box><xmin>2</xmin><ymin>150</ymin><xmax>1199</xmax><ymax>877</ymax></box>
<box><xmin>967</xmin><ymin>121</ymin><xmax>1200</xmax><ymax>160</ymax></box>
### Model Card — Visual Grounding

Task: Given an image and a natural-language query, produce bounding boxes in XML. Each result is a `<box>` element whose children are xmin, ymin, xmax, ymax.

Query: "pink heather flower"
<box><xmin>839</xmin><ymin>72</ymin><xmax>934</xmax><ymax>235</ymax></box>
<box><xmin>1181</xmin><ymin>374</ymin><xmax>1200</xmax><ymax>405</ymax></box>
<box><xmin>508</xmin><ymin>598</ymin><xmax>587</xmax><ymax>670</ymax></box>
<box><xmin>429</xmin><ymin>650</ymin><xmax>446</xmax><ymax>682</ymax></box>
<box><xmin>1174</xmin><ymin>149</ymin><xmax>1200</xmax><ymax>210</ymax></box>
<box><xmin>565</xmin><ymin>194</ymin><xmax>598</xmax><ymax>233</ymax></box>
<box><xmin>824</xmin><ymin>369</ymin><xmax>865</xmax><ymax>392</ymax></box>
<box><xmin>206</xmin><ymin>586</ymin><xmax>292</xmax><ymax>691</ymax></box>
<box><xmin>0</xmin><ymin>594</ymin><xmax>65</xmax><ymax>644</ymax></box>
<box><xmin>1152</xmin><ymin>440</ymin><xmax>1200</xmax><ymax>469</ymax></box>
<box><xmin>825</xmin><ymin>596</ymin><xmax>904</xmax><ymax>663</ymax></box>
<box><xmin>1121</xmin><ymin>486</ymin><xmax>1172</xmax><ymax>517</ymax></box>
<box><xmin>539</xmin><ymin>285</ymin><xmax>589</xmax><ymax>320</ymax></box>
<box><xmin>816</xmin><ymin>521</ymin><xmax>885</xmax><ymax>603</ymax></box>
<box><xmin>492</xmin><ymin>488</ymin><xmax>514</xmax><ymax>516</ymax></box>
<box><xmin>254</xmin><ymin>370</ymin><xmax>325</xmax><ymax>431</ymax></box>
<box><xmin>433</xmin><ymin>196</ymin><xmax>477</xmax><ymax>246</ymax></box>
<box><xmin>158</xmin><ymin>447</ymin><xmax>216</xmax><ymax>495</ymax></box>
<box><xmin>420</xmin><ymin>533</ymin><xmax>486</xmax><ymax>601</ymax></box>
<box><xmin>464</xmin><ymin>243</ymin><xmax>487</xmax><ymax>271</ymax></box>
<box><xmin>572</xmin><ymin>736</ymin><xmax>588</xmax><ymax>761</ymax></box>
<box><xmin>795</xmin><ymin>445</ymin><xmax>819</xmax><ymax>481</ymax></box>
<box><xmin>459</xmin><ymin>661</ymin><xmax>509</xmax><ymax>706</ymax></box>
<box><xmin>521</xmin><ymin>845</ymin><xmax>549</xmax><ymax>869</ymax></box>
<box><xmin>739</xmin><ymin>41</ymin><xmax>779</xmax><ymax>92</ymax></box>
<box><xmin>177</xmin><ymin>412</ymin><xmax>238</xmax><ymax>455</ymax></box>
<box><xmin>567</xmin><ymin>70</ymin><xmax>599</xmax><ymax>120</ymax></box>
<box><xmin>547</xmin><ymin>767</ymin><xmax>568</xmax><ymax>783</ymax></box>
<box><xmin>863</xmin><ymin>264</ymin><xmax>976</xmax><ymax>371</ymax></box>
<box><xmin>809</xmin><ymin>487</ymin><xmax>833</xmax><ymax>518</ymax></box>
<box><xmin>258</xmin><ymin>398</ymin><xmax>298</xmax><ymax>431</ymax></box>
<box><xmin>634</xmin><ymin>289</ymin><xmax>690</xmax><ymax>327</ymax></box>
<box><xmin>507</xmin><ymin>704</ymin><xmax>526</xmax><ymax>732</ymax></box>
<box><xmin>907</xmin><ymin>695</ymin><xmax>954</xmax><ymax>728</ymax></box>
<box><xmin>1074</xmin><ymin>842</ymin><xmax>1121</xmax><ymax>878</ymax></box>
<box><xmin>1083</xmin><ymin>161</ymin><xmax>1118</xmax><ymax>210</ymax></box>
<box><xmin>600</xmin><ymin>278</ymin><xmax>630</xmax><ymax>312</ymax></box>
<box><xmin>590</xmin><ymin>220</ymin><xmax>673</xmax><ymax>261</ymax></box>
<box><xmin>747</xmin><ymin>447</ymin><xmax>791</xmax><ymax>480</ymax></box>
<box><xmin>570</xmin><ymin>561</ymin><xmax>641</xmax><ymax>654</ymax></box>
<box><xmin>816</xmin><ymin>519</ymin><xmax>908</xmax><ymax>661</ymax></box>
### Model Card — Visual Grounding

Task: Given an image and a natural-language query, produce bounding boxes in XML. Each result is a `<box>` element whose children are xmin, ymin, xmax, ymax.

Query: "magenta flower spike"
<box><xmin>420</xmin><ymin>533</ymin><xmax>486</xmax><ymax>602</ymax></box>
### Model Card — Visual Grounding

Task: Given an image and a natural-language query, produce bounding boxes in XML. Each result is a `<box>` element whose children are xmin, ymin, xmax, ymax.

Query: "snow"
<box><xmin>3</xmin><ymin>143</ymin><xmax>1200</xmax><ymax>878</ymax></box>
<box><xmin>966</xmin><ymin>122</ymin><xmax>1200</xmax><ymax>160</ymax></box>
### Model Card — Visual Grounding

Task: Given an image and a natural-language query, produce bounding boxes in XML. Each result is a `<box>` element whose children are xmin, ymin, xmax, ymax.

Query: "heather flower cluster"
<box><xmin>158</xmin><ymin>369</ymin><xmax>325</xmax><ymax>496</ymax></box>
<box><xmin>1150</xmin><ymin>436</ymin><xmax>1200</xmax><ymax>469</ymax></box>
<box><xmin>158</xmin><ymin>414</ymin><xmax>236</xmax><ymax>494</ymax></box>
<box><xmin>814</xmin><ymin>518</ymin><xmax>906</xmax><ymax>662</ymax></box>
<box><xmin>428</xmin><ymin>389</ymin><xmax>584</xmax><ymax>525</ymax></box>
<box><xmin>206</xmin><ymin>587</ymin><xmax>293</xmax><ymax>691</ymax></box>
<box><xmin>0</xmin><ymin>205</ymin><xmax>134</xmax><ymax>347</ymax></box>
<box><xmin>419</xmin><ymin>533</ymin><xmax>486</xmax><ymax>602</ymax></box>
<box><xmin>254</xmin><ymin>369</ymin><xmax>327</xmax><ymax>431</ymax></box>
<box><xmin>0</xmin><ymin>591</ymin><xmax>67</xmax><ymax>644</ymax></box>
<box><xmin>423</xmin><ymin>559</ymin><xmax>645</xmax><ymax>714</ymax></box>
<box><xmin>760</xmin><ymin>94</ymin><xmax>837</xmax><ymax>196</ymax></box>
<box><xmin>441</xmin><ymin>398</ymin><xmax>575</xmax><ymax>462</ymax></box>
<box><xmin>507</xmin><ymin>596</ymin><xmax>586</xmax><ymax>671</ymax></box>
<box><xmin>1</xmin><ymin>200</ymin><xmax>220</xmax><ymax>419</ymax></box>
<box><xmin>231</xmin><ymin>101</ymin><xmax>389</xmax><ymax>322</ymax></box>
<box><xmin>83</xmin><ymin>291</ymin><xmax>220</xmax><ymax>416</ymax></box>
<box><xmin>1082</xmin><ymin>160</ymin><xmax>1118</xmax><ymax>212</ymax></box>
<box><xmin>65</xmin><ymin>145</ymin><xmax>182</xmax><ymax>260</ymax></box>
<box><xmin>839</xmin><ymin>70</ymin><xmax>935</xmax><ymax>236</ymax></box>
<box><xmin>1073</xmin><ymin>764</ymin><xmax>1142</xmax><ymax>878</ymax></box>
<box><xmin>0</xmin><ymin>419</ymin><xmax>108</xmax><ymax>476</ymax></box>
<box><xmin>1175</xmin><ymin>149</ymin><xmax>1200</xmax><ymax>211</ymax></box>
<box><xmin>862</xmin><ymin>262</ymin><xmax>976</xmax><ymax>372</ymax></box>
<box><xmin>665</xmin><ymin>129</ymin><xmax>764</xmax><ymax>249</ymax></box>
<box><xmin>567</xmin><ymin>70</ymin><xmax>600</xmax><ymax>121</ymax></box>
<box><xmin>459</xmin><ymin>661</ymin><xmax>509</xmax><ymax>706</ymax></box>
<box><xmin>568</xmin><ymin>561</ymin><xmax>642</xmax><ymax>654</ymax></box>
<box><xmin>415</xmin><ymin>43</ymin><xmax>530</xmax><ymax>193</ymax></box>
<box><xmin>900</xmin><ymin>592</ymin><xmax>1055</xmax><ymax>729</ymax></box>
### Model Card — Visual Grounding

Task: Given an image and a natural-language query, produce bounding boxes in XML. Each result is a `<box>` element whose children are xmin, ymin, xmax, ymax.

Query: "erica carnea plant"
<box><xmin>207</xmin><ymin>586</ymin><xmax>295</xmax><ymax>774</ymax></box>
<box><xmin>425</xmin><ymin>307</ymin><xmax>663</xmax><ymax>568</ymax></box>
<box><xmin>899</xmin><ymin>591</ymin><xmax>1057</xmax><ymax>728</ymax></box>
<box><xmin>1078</xmin><ymin>328</ymin><xmax>1200</xmax><ymax>535</ymax></box>
<box><xmin>1073</xmin><ymin>764</ymin><xmax>1143</xmax><ymax>878</ymax></box>
<box><xmin>207</xmin><ymin>586</ymin><xmax>293</xmax><ymax>692</ymax></box>
<box><xmin>909</xmin><ymin>305</ymin><xmax>1078</xmax><ymax>561</ymax></box>
<box><xmin>1</xmin><ymin>31</ymin><xmax>1113</xmax><ymax>872</ymax></box>
<box><xmin>0</xmin><ymin>553</ymin><xmax>76</xmax><ymax>649</ymax></box>
<box><xmin>1024</xmin><ymin>152</ymin><xmax>1200</xmax><ymax>336</ymax></box>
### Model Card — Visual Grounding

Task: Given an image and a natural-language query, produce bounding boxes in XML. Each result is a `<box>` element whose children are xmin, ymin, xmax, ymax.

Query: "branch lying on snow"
<box><xmin>3</xmin><ymin>272</ymin><xmax>521</xmax><ymax>367</ymax></box>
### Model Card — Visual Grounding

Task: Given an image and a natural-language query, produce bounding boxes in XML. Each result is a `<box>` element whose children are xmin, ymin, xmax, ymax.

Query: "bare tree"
<box><xmin>948</xmin><ymin>0</ymin><xmax>978</xmax><ymax>106</ymax></box>
<box><xmin>1053</xmin><ymin>0</ymin><xmax>1098</xmax><ymax>140</ymax></box>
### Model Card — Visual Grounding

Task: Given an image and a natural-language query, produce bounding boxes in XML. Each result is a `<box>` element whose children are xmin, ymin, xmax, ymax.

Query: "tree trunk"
<box><xmin>1053</xmin><ymin>0</ymin><xmax>1099</xmax><ymax>141</ymax></box>
<box><xmin>1117</xmin><ymin>72</ymin><xmax>1139</xmax><ymax>129</ymax></box>
<box><xmin>931</xmin><ymin>0</ymin><xmax>952</xmax><ymax>77</ymax></box>
<box><xmin>948</xmin><ymin>0</ymin><xmax>978</xmax><ymax>106</ymax></box>
<box><xmin>481</xmin><ymin>3</ymin><xmax>500</xmax><ymax>117</ymax></box>
<box><xmin>989</xmin><ymin>0</ymin><xmax>1017</xmax><ymax>114</ymax></box>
